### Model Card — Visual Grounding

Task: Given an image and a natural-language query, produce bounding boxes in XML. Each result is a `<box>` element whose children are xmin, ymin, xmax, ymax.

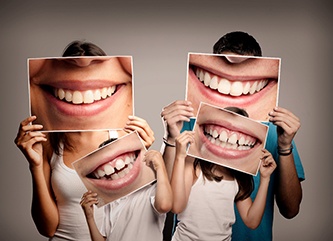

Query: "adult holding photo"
<box><xmin>161</xmin><ymin>31</ymin><xmax>304</xmax><ymax>241</ymax></box>
<box><xmin>15</xmin><ymin>40</ymin><xmax>155</xmax><ymax>241</ymax></box>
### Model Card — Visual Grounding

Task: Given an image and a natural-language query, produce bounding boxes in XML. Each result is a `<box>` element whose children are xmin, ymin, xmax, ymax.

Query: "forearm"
<box><xmin>154</xmin><ymin>165</ymin><xmax>173</xmax><ymax>213</ymax></box>
<box><xmin>30</xmin><ymin>166</ymin><xmax>59</xmax><ymax>237</ymax></box>
<box><xmin>86</xmin><ymin>216</ymin><xmax>106</xmax><ymax>241</ymax></box>
<box><xmin>170</xmin><ymin>157</ymin><xmax>188</xmax><ymax>214</ymax></box>
<box><xmin>246</xmin><ymin>178</ymin><xmax>270</xmax><ymax>229</ymax></box>
<box><xmin>161</xmin><ymin>142</ymin><xmax>176</xmax><ymax>180</ymax></box>
<box><xmin>275</xmin><ymin>154</ymin><xmax>302</xmax><ymax>218</ymax></box>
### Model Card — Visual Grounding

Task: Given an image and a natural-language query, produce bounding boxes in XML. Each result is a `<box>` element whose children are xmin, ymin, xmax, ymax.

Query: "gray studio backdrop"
<box><xmin>1</xmin><ymin>0</ymin><xmax>332</xmax><ymax>240</ymax></box>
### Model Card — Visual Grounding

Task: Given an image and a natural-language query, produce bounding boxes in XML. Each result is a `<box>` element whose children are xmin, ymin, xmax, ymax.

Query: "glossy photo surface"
<box><xmin>29</xmin><ymin>56</ymin><xmax>133</xmax><ymax>131</ymax></box>
<box><xmin>188</xmin><ymin>102</ymin><xmax>268</xmax><ymax>175</ymax></box>
<box><xmin>73</xmin><ymin>131</ymin><xmax>156</xmax><ymax>207</ymax></box>
<box><xmin>186</xmin><ymin>53</ymin><xmax>280</xmax><ymax>121</ymax></box>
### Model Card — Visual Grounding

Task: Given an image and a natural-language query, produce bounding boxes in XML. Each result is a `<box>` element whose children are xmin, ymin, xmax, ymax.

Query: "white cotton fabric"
<box><xmin>100</xmin><ymin>183</ymin><xmax>166</xmax><ymax>241</ymax></box>
<box><xmin>49</xmin><ymin>145</ymin><xmax>104</xmax><ymax>241</ymax></box>
<box><xmin>172</xmin><ymin>171</ymin><xmax>239</xmax><ymax>241</ymax></box>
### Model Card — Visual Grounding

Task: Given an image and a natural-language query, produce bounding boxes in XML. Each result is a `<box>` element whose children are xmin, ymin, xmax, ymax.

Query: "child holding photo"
<box><xmin>171</xmin><ymin>128</ymin><xmax>276</xmax><ymax>241</ymax></box>
<box><xmin>80</xmin><ymin>150</ymin><xmax>172</xmax><ymax>241</ymax></box>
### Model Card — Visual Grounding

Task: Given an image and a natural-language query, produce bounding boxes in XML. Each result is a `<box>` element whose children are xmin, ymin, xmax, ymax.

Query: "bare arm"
<box><xmin>160</xmin><ymin>100</ymin><xmax>194</xmax><ymax>179</ymax></box>
<box><xmin>170</xmin><ymin>131</ymin><xmax>195</xmax><ymax>214</ymax></box>
<box><xmin>80</xmin><ymin>191</ymin><xmax>106</xmax><ymax>241</ymax></box>
<box><xmin>30</xmin><ymin>158</ymin><xmax>59</xmax><ymax>237</ymax></box>
<box><xmin>236</xmin><ymin>150</ymin><xmax>276</xmax><ymax>229</ymax></box>
<box><xmin>269</xmin><ymin>107</ymin><xmax>303</xmax><ymax>218</ymax></box>
<box><xmin>144</xmin><ymin>150</ymin><xmax>172</xmax><ymax>213</ymax></box>
<box><xmin>15</xmin><ymin>116</ymin><xmax>59</xmax><ymax>237</ymax></box>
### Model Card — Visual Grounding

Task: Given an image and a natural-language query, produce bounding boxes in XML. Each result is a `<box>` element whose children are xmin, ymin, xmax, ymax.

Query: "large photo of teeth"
<box><xmin>187</xmin><ymin>102</ymin><xmax>268</xmax><ymax>176</ymax></box>
<box><xmin>186</xmin><ymin>53</ymin><xmax>280</xmax><ymax>122</ymax></box>
<box><xmin>72</xmin><ymin>131</ymin><xmax>156</xmax><ymax>207</ymax></box>
<box><xmin>28</xmin><ymin>56</ymin><xmax>134</xmax><ymax>131</ymax></box>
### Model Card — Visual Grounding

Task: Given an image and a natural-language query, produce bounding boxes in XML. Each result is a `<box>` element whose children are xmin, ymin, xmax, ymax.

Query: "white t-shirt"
<box><xmin>100</xmin><ymin>183</ymin><xmax>166</xmax><ymax>241</ymax></box>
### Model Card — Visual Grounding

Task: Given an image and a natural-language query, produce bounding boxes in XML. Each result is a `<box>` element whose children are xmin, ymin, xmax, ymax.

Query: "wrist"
<box><xmin>259</xmin><ymin>176</ymin><xmax>271</xmax><ymax>184</ymax></box>
<box><xmin>175</xmin><ymin>155</ymin><xmax>186</xmax><ymax>163</ymax></box>
<box><xmin>156</xmin><ymin>165</ymin><xmax>168</xmax><ymax>177</ymax></box>
<box><xmin>29</xmin><ymin>163</ymin><xmax>43</xmax><ymax>172</ymax></box>
<box><xmin>278</xmin><ymin>142</ymin><xmax>292</xmax><ymax>150</ymax></box>
<box><xmin>166</xmin><ymin>135</ymin><xmax>176</xmax><ymax>143</ymax></box>
<box><xmin>163</xmin><ymin>137</ymin><xmax>175</xmax><ymax>147</ymax></box>
<box><xmin>278</xmin><ymin>144</ymin><xmax>293</xmax><ymax>156</ymax></box>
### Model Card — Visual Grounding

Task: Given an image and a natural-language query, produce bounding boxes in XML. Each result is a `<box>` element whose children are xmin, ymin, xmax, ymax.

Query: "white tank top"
<box><xmin>172</xmin><ymin>171</ymin><xmax>239</xmax><ymax>241</ymax></box>
<box><xmin>49</xmin><ymin>130</ymin><xmax>118</xmax><ymax>240</ymax></box>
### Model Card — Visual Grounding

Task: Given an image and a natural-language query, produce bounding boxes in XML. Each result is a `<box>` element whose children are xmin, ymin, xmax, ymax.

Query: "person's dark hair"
<box><xmin>49</xmin><ymin>41</ymin><xmax>107</xmax><ymax>155</ymax></box>
<box><xmin>213</xmin><ymin>31</ymin><xmax>262</xmax><ymax>57</ymax></box>
<box><xmin>233</xmin><ymin>170</ymin><xmax>254</xmax><ymax>202</ymax></box>
<box><xmin>193</xmin><ymin>106</ymin><xmax>254</xmax><ymax>201</ymax></box>
<box><xmin>49</xmin><ymin>132</ymin><xmax>72</xmax><ymax>156</ymax></box>
<box><xmin>193</xmin><ymin>158</ymin><xmax>224</xmax><ymax>182</ymax></box>
<box><xmin>62</xmin><ymin>40</ymin><xmax>107</xmax><ymax>57</ymax></box>
<box><xmin>224</xmin><ymin>106</ymin><xmax>249</xmax><ymax>117</ymax></box>
<box><xmin>99</xmin><ymin>138</ymin><xmax>118</xmax><ymax>148</ymax></box>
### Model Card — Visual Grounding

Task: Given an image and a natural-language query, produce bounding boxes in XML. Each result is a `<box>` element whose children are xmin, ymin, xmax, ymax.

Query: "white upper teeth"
<box><xmin>104</xmin><ymin>165</ymin><xmax>115</xmax><ymax>175</ymax></box>
<box><xmin>196</xmin><ymin>68</ymin><xmax>268</xmax><ymax>97</ymax></box>
<box><xmin>205</xmin><ymin>126</ymin><xmax>256</xmax><ymax>150</ymax></box>
<box><xmin>92</xmin><ymin>153</ymin><xmax>136</xmax><ymax>180</ymax></box>
<box><xmin>115</xmin><ymin>159</ymin><xmax>125</xmax><ymax>170</ymax></box>
<box><xmin>54</xmin><ymin>86</ymin><xmax>116</xmax><ymax>104</ymax></box>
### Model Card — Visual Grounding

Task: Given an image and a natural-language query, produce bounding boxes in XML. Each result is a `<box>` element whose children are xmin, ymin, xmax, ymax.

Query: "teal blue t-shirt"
<box><xmin>180</xmin><ymin>120</ymin><xmax>305</xmax><ymax>241</ymax></box>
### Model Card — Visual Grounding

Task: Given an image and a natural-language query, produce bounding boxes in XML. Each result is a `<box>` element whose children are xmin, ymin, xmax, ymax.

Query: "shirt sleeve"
<box><xmin>149</xmin><ymin>184</ymin><xmax>165</xmax><ymax>215</ymax></box>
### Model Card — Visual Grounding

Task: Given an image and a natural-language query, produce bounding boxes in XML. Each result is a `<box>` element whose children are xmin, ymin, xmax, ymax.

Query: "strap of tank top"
<box><xmin>108</xmin><ymin>130</ymin><xmax>119</xmax><ymax>139</ymax></box>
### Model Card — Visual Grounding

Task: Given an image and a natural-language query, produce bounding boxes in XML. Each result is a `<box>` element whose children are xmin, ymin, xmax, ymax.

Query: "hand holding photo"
<box><xmin>186</xmin><ymin>53</ymin><xmax>280</xmax><ymax>121</ymax></box>
<box><xmin>72</xmin><ymin>131</ymin><xmax>156</xmax><ymax>207</ymax></box>
<box><xmin>28</xmin><ymin>56</ymin><xmax>133</xmax><ymax>131</ymax></box>
<box><xmin>187</xmin><ymin>102</ymin><xmax>268</xmax><ymax>175</ymax></box>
